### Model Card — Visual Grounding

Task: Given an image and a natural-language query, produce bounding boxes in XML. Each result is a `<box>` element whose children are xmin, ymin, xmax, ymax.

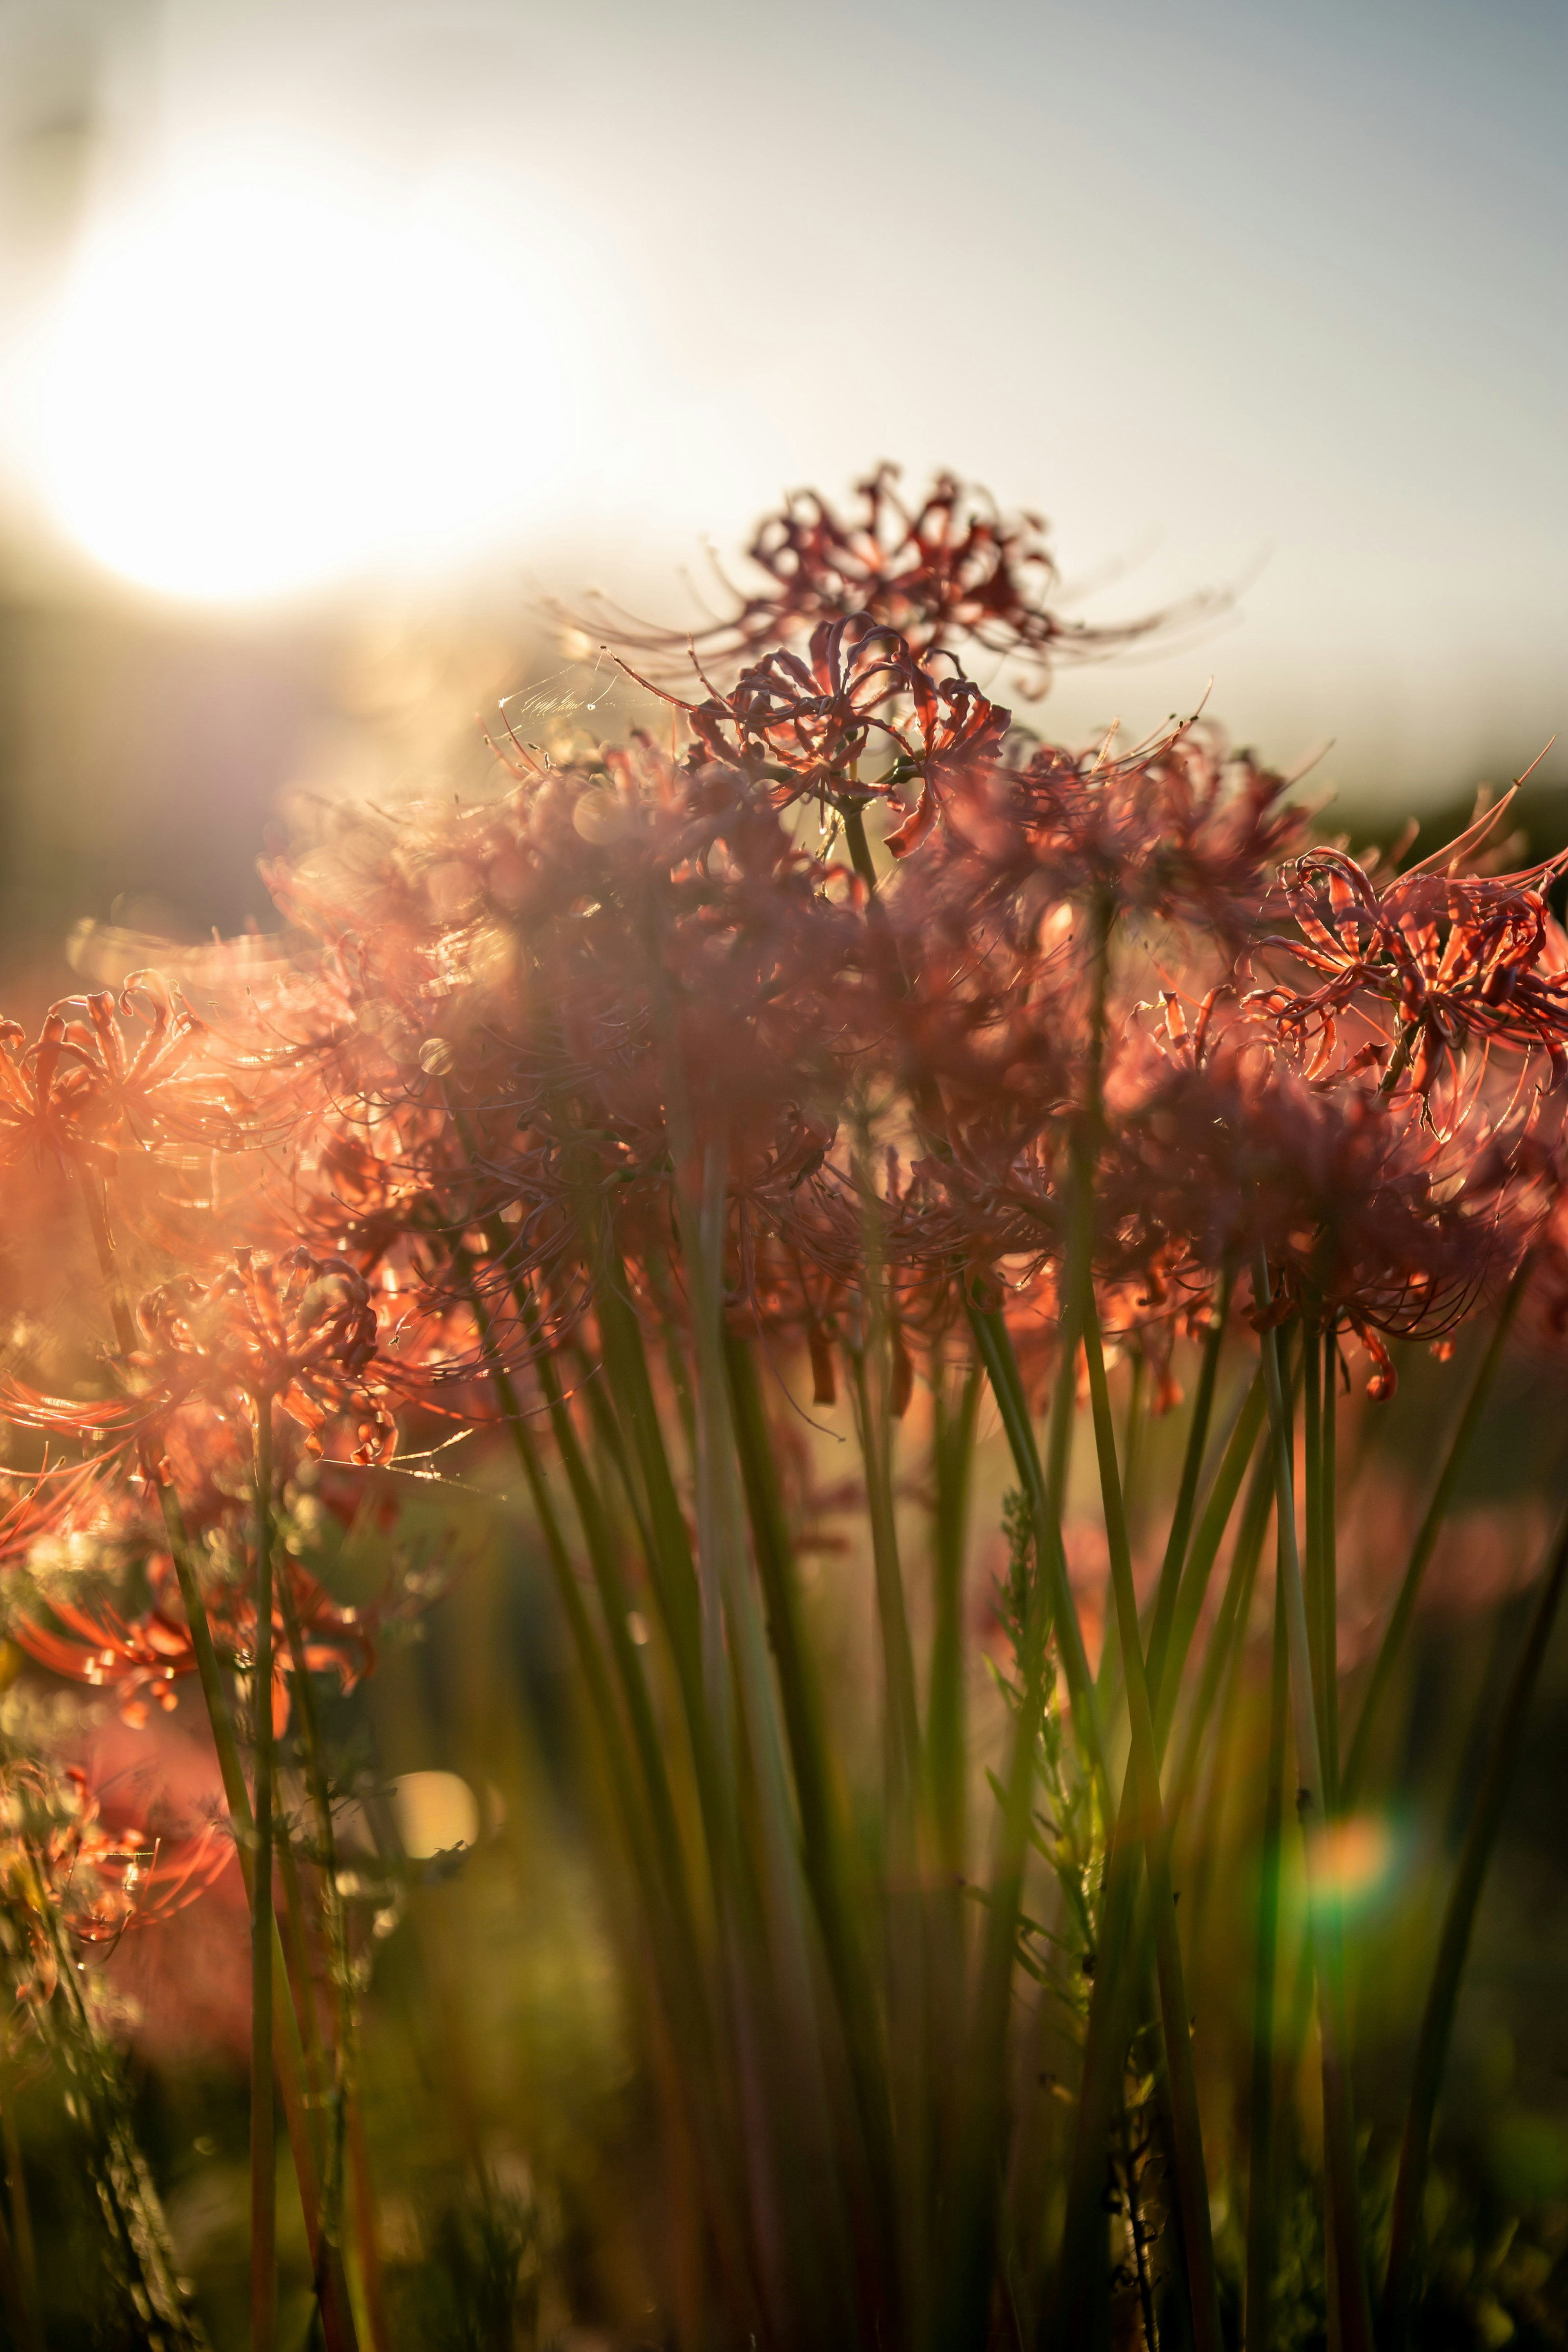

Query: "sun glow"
<box><xmin>32</xmin><ymin>160</ymin><xmax>576</xmax><ymax>605</ymax></box>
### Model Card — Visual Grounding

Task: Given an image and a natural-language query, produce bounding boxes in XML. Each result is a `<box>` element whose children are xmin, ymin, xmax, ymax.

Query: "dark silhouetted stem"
<box><xmin>1322</xmin><ymin>1324</ymin><xmax>1339</xmax><ymax>1809</ymax></box>
<box><xmin>1083</xmin><ymin>1302</ymin><xmax>1221</xmax><ymax>2352</ymax></box>
<box><xmin>929</xmin><ymin>1358</ymin><xmax>980</xmax><ymax>1877</ymax></box>
<box><xmin>0</xmin><ymin>2083</ymin><xmax>41</xmax><ymax>2352</ymax></box>
<box><xmin>841</xmin><ymin>805</ymin><xmax>882</xmax><ymax>898</ymax></box>
<box><xmin>1142</xmin><ymin>1285</ymin><xmax>1234</xmax><ymax>1706</ymax></box>
<box><xmin>251</xmin><ymin>1401</ymin><xmax>277</xmax><ymax>2352</ymax></box>
<box><xmin>1245</xmin><ymin>1539</ymin><xmax>1291</xmax><ymax>2352</ymax></box>
<box><xmin>1343</xmin><ymin>1262</ymin><xmax>1530</xmax><ymax>1806</ymax></box>
<box><xmin>1383</xmin><ymin>1501</ymin><xmax>1568</xmax><ymax>2347</ymax></box>
<box><xmin>1256</xmin><ymin>1264</ymin><xmax>1374</xmax><ymax>2352</ymax></box>
<box><xmin>1155</xmin><ymin>1371</ymin><xmax>1267</xmax><ymax>1751</ymax></box>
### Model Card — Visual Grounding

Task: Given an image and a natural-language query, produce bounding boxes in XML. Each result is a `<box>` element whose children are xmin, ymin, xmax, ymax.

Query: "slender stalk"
<box><xmin>347</xmin><ymin>2103</ymin><xmax>392</xmax><ymax>2352</ymax></box>
<box><xmin>0</xmin><ymin>2171</ymin><xmax>33</xmax><ymax>2352</ymax></box>
<box><xmin>1142</xmin><ymin>1288</ymin><xmax>1235</xmax><ymax>1708</ymax></box>
<box><xmin>1378</xmin><ymin>1021</ymin><xmax>1417</xmax><ymax>1097</ymax></box>
<box><xmin>1255</xmin><ymin>1263</ymin><xmax>1374</xmax><ymax>2352</ymax></box>
<box><xmin>1245</xmin><ymin>1527</ymin><xmax>1292</xmax><ymax>2352</ymax></box>
<box><xmin>1321</xmin><ymin>1325</ymin><xmax>1339</xmax><ymax>1811</ymax></box>
<box><xmin>1342</xmin><ymin>1262</ymin><xmax>1530</xmax><ymax>1806</ymax></box>
<box><xmin>0</xmin><ymin>2083</ymin><xmax>41</xmax><ymax>2352</ymax></box>
<box><xmin>1180</xmin><ymin>1484</ymin><xmax>1269</xmax><ymax>1991</ymax></box>
<box><xmin>1382</xmin><ymin>1500</ymin><xmax>1568</xmax><ymax>2347</ymax></box>
<box><xmin>250</xmin><ymin>1400</ymin><xmax>277</xmax><ymax>2352</ymax></box>
<box><xmin>520</xmin><ymin>1270</ymin><xmax>710</xmax><ymax>1952</ymax></box>
<box><xmin>31</xmin><ymin>1884</ymin><xmax>202</xmax><ymax>2346</ymax></box>
<box><xmin>588</xmin><ymin>1246</ymin><xmax>736</xmax><ymax>1849</ymax></box>
<box><xmin>725</xmin><ymin>1332</ymin><xmax>897</xmax><ymax>2278</ymax></box>
<box><xmin>947</xmin><ymin>1285</ymin><xmax>1102</xmax><ymax>2346</ymax></box>
<box><xmin>1153</xmin><ymin>1372</ymin><xmax>1267</xmax><ymax>1751</ymax></box>
<box><xmin>841</xmin><ymin>804</ymin><xmax>882</xmax><ymax>898</ymax></box>
<box><xmin>1304</xmin><ymin>1318</ymin><xmax>1329</xmax><ymax>1769</ymax></box>
<box><xmin>158</xmin><ymin>1490</ymin><xmax>356</xmax><ymax>2349</ymax></box>
<box><xmin>965</xmin><ymin>1305</ymin><xmax>1107</xmax><ymax>1806</ymax></box>
<box><xmin>687</xmin><ymin>1138</ymin><xmax>854</xmax><ymax>2348</ymax></box>
<box><xmin>465</xmin><ymin>1267</ymin><xmax>760</xmax><ymax>2325</ymax></box>
<box><xmin>1082</xmin><ymin>1301</ymin><xmax>1221</xmax><ymax>2352</ymax></box>
<box><xmin>845</xmin><ymin>1339</ymin><xmax>922</xmax><ymax>1812</ymax></box>
<box><xmin>929</xmin><ymin>1357</ymin><xmax>980</xmax><ymax>1878</ymax></box>
<box><xmin>79</xmin><ymin>1174</ymin><xmax>352</xmax><ymax>2345</ymax></box>
<box><xmin>964</xmin><ymin>894</ymin><xmax>1111</xmax><ymax>2350</ymax></box>
<box><xmin>277</xmin><ymin>1568</ymin><xmax>353</xmax><ymax>2298</ymax></box>
<box><xmin>1167</xmin><ymin>1432</ymin><xmax>1275</xmax><ymax>1829</ymax></box>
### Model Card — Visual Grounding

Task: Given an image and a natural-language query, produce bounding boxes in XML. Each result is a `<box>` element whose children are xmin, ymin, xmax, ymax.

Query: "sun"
<box><xmin>33</xmin><ymin>161</ymin><xmax>573</xmax><ymax>606</ymax></box>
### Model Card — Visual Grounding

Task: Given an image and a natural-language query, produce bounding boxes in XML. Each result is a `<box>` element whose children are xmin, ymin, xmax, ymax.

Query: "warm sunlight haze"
<box><xmin>33</xmin><ymin>159</ymin><xmax>575</xmax><ymax>604</ymax></box>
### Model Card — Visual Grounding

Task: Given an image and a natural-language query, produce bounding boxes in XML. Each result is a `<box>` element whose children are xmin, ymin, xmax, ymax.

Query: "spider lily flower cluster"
<box><xmin>0</xmin><ymin>470</ymin><xmax>1563</xmax><ymax>2349</ymax></box>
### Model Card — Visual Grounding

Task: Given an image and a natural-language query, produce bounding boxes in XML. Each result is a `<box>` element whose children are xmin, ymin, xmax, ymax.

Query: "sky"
<box><xmin>0</xmin><ymin>0</ymin><xmax>1561</xmax><ymax>808</ymax></box>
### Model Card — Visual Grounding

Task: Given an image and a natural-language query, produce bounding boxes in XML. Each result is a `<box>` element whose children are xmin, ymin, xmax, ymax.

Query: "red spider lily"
<box><xmin>0</xmin><ymin>1253</ymin><xmax>394</xmax><ymax>1470</ymax></box>
<box><xmin>1100</xmin><ymin>1028</ymin><xmax>1535</xmax><ymax>1389</ymax></box>
<box><xmin>1252</xmin><ymin>830</ymin><xmax>1568</xmax><ymax>1100</ymax></box>
<box><xmin>10</xmin><ymin>1536</ymin><xmax>374</xmax><ymax>1734</ymax></box>
<box><xmin>627</xmin><ymin>614</ymin><xmax>1010</xmax><ymax>855</ymax></box>
<box><xmin>0</xmin><ymin>1758</ymin><xmax>229</xmax><ymax>1994</ymax></box>
<box><xmin>0</xmin><ymin>978</ymin><xmax>251</xmax><ymax>1174</ymax></box>
<box><xmin>132</xmin><ymin>1250</ymin><xmax>396</xmax><ymax>1464</ymax></box>
<box><xmin>573</xmin><ymin>464</ymin><xmax>1183</xmax><ymax>685</ymax></box>
<box><xmin>904</xmin><ymin>719</ymin><xmax>1307</xmax><ymax>949</ymax></box>
<box><xmin>51</xmin><ymin>976</ymin><xmax>255</xmax><ymax>1153</ymax></box>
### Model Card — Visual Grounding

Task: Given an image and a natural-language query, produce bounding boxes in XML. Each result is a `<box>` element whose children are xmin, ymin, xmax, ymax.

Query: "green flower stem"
<box><xmin>844</xmin><ymin>1340</ymin><xmax>922</xmax><ymax>1814</ymax></box>
<box><xmin>960</xmin><ymin>897</ymin><xmax>1113</xmax><ymax>2350</ymax></box>
<box><xmin>346</xmin><ymin>2105</ymin><xmax>392</xmax><ymax>2352</ymax></box>
<box><xmin>1069</xmin><ymin>1356</ymin><xmax>1267</xmax><ymax>2335</ymax></box>
<box><xmin>1304</xmin><ymin>1321</ymin><xmax>1330</xmax><ymax>1773</ymax></box>
<box><xmin>1153</xmin><ymin>1371</ymin><xmax>1268</xmax><ymax>1751</ymax></box>
<box><xmin>1321</xmin><ymin>1325</ymin><xmax>1340</xmax><ymax>1809</ymax></box>
<box><xmin>277</xmin><ymin>1568</ymin><xmax>354</xmax><ymax>2296</ymax></box>
<box><xmin>157</xmin><ymin>1486</ymin><xmax>355</xmax><ymax>2350</ymax></box>
<box><xmin>463</xmin><ymin>1265</ymin><xmax>758</xmax><ymax>2323</ymax></box>
<box><xmin>1180</xmin><ymin>1475</ymin><xmax>1271</xmax><ymax>1998</ymax></box>
<box><xmin>946</xmin><ymin>1274</ymin><xmax>1102</xmax><ymax>2348</ymax></box>
<box><xmin>503</xmin><ymin>1262</ymin><xmax>712</xmax><ymax>1958</ymax></box>
<box><xmin>1379</xmin><ymin>1020</ymin><xmax>1418</xmax><ymax>1097</ymax></box>
<box><xmin>587</xmin><ymin>1246</ymin><xmax>735</xmax><ymax>1836</ymax></box>
<box><xmin>1167</xmin><ymin>1432</ymin><xmax>1275</xmax><ymax>1831</ymax></box>
<box><xmin>82</xmin><ymin>1175</ymin><xmax>352</xmax><ymax>2347</ymax></box>
<box><xmin>840</xmin><ymin>804</ymin><xmax>883</xmax><ymax>898</ymax></box>
<box><xmin>1341</xmin><ymin>1260</ymin><xmax>1530</xmax><ymax>1807</ymax></box>
<box><xmin>964</xmin><ymin>1305</ymin><xmax>1107</xmax><ymax>1806</ymax></box>
<box><xmin>31</xmin><ymin>1884</ymin><xmax>202</xmax><ymax>2345</ymax></box>
<box><xmin>1082</xmin><ymin>1299</ymin><xmax>1221</xmax><ymax>2352</ymax></box>
<box><xmin>251</xmin><ymin>1399</ymin><xmax>278</xmax><ymax>2352</ymax></box>
<box><xmin>1141</xmin><ymin>1287</ymin><xmax>1234</xmax><ymax>1704</ymax></box>
<box><xmin>461</xmin><ymin>1260</ymin><xmax>702</xmax><ymax>1973</ymax></box>
<box><xmin>0</xmin><ymin>2086</ymin><xmax>41</xmax><ymax>2352</ymax></box>
<box><xmin>0</xmin><ymin>2165</ymin><xmax>38</xmax><ymax>2352</ymax></box>
<box><xmin>724</xmin><ymin>1331</ymin><xmax>898</xmax><ymax>2299</ymax></box>
<box><xmin>1382</xmin><ymin>1499</ymin><xmax>1568</xmax><ymax>2348</ymax></box>
<box><xmin>1245</xmin><ymin>1526</ymin><xmax>1292</xmax><ymax>2352</ymax></box>
<box><xmin>685</xmin><ymin>1138</ymin><xmax>854</xmax><ymax>2348</ymax></box>
<box><xmin>929</xmin><ymin>1357</ymin><xmax>980</xmax><ymax>1880</ymax></box>
<box><xmin>274</xmin><ymin>1832</ymin><xmax>343</xmax><ymax>2314</ymax></box>
<box><xmin>568</xmin><ymin>1337</ymin><xmax>659</xmax><ymax>1564</ymax></box>
<box><xmin>1255</xmin><ymin>1264</ymin><xmax>1374</xmax><ymax>2352</ymax></box>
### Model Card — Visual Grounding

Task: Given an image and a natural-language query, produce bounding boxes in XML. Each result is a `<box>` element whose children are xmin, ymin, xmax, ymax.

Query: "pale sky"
<box><xmin>0</xmin><ymin>0</ymin><xmax>1561</xmax><ymax>808</ymax></box>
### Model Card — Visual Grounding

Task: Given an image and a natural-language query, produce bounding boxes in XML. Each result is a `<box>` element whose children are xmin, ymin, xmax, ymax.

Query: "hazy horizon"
<box><xmin>0</xmin><ymin>0</ymin><xmax>1561</xmax><ymax>813</ymax></box>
